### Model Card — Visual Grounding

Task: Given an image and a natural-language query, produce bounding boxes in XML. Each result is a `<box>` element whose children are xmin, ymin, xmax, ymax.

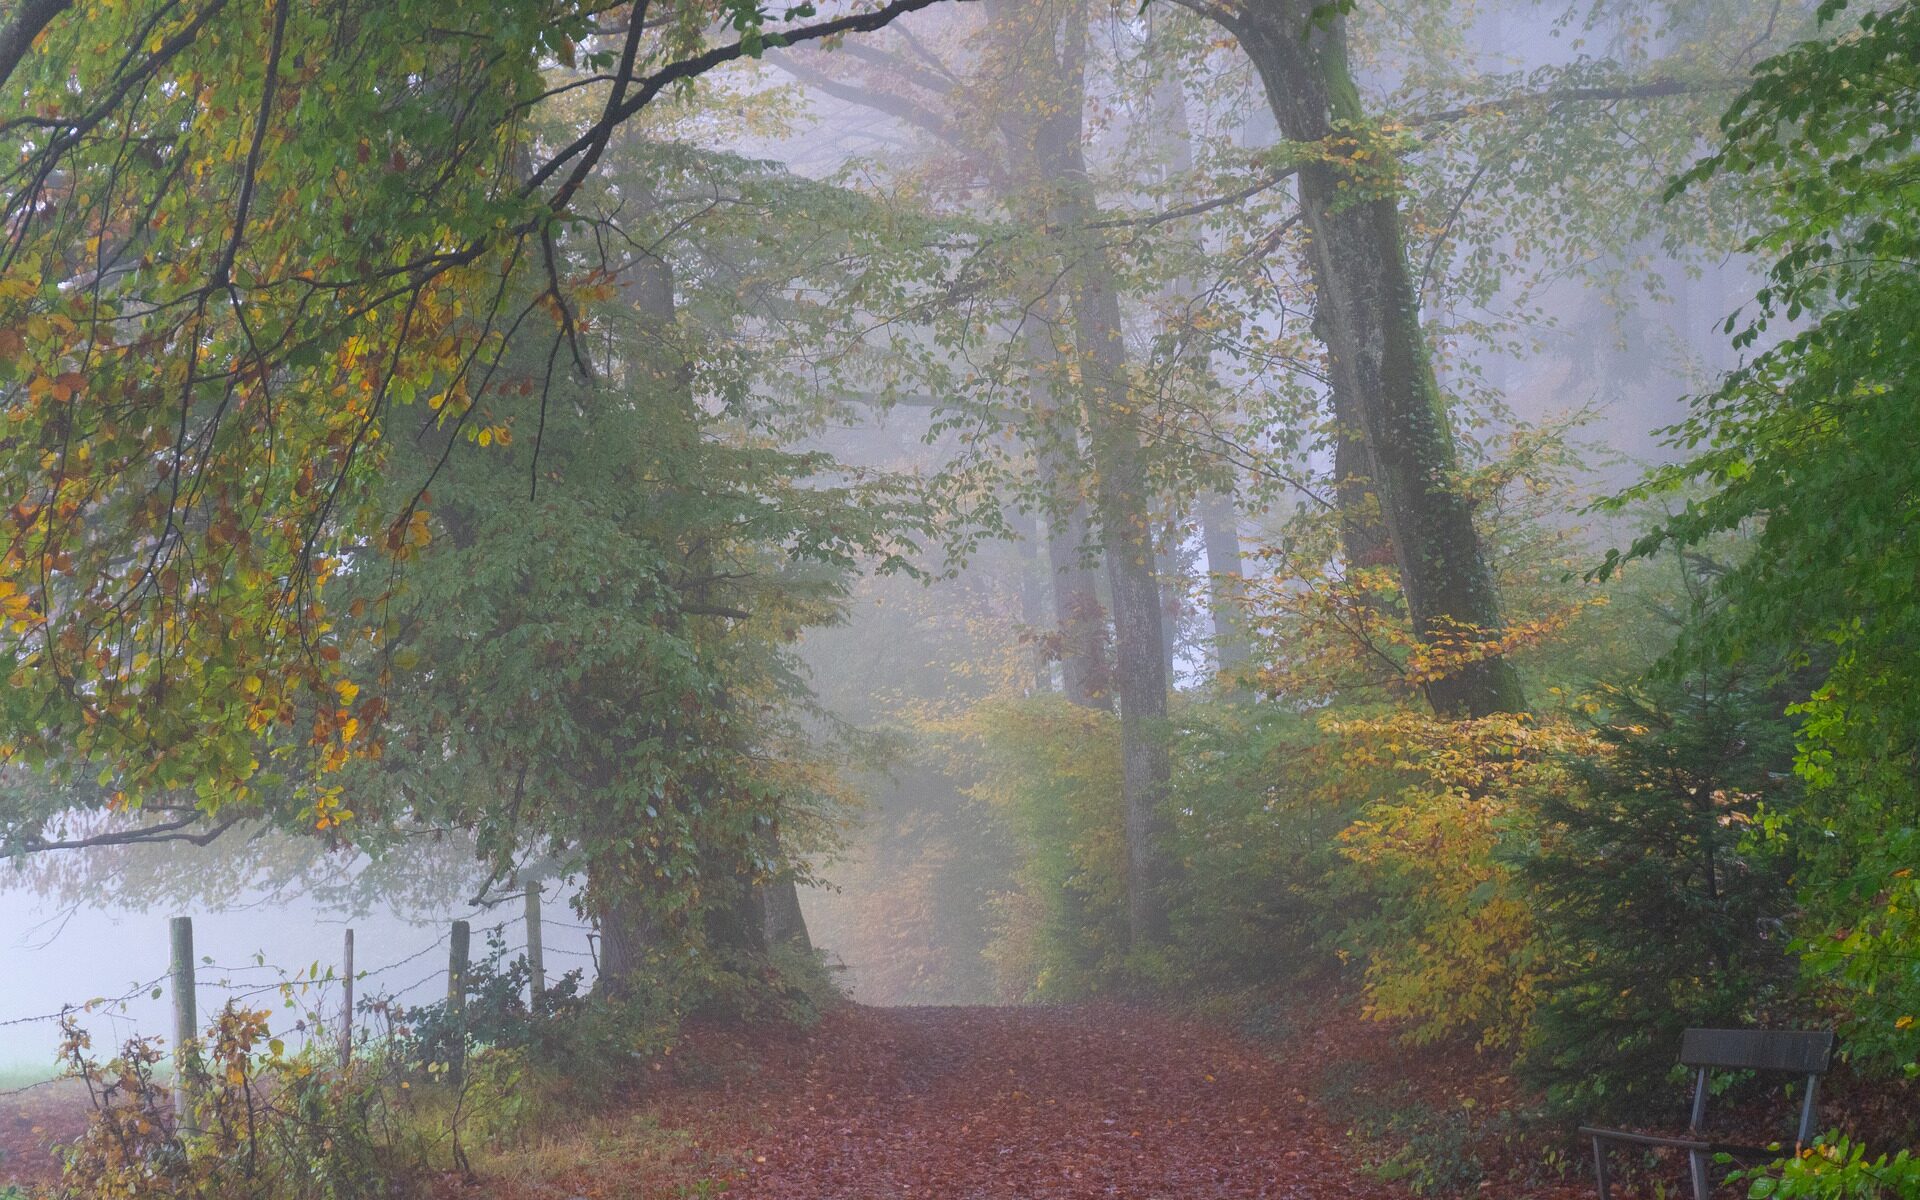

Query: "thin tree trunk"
<box><xmin>1009</xmin><ymin>506</ymin><xmax>1056</xmax><ymax>694</ymax></box>
<box><xmin>1018</xmin><ymin>0</ymin><xmax>1176</xmax><ymax>946</ymax></box>
<box><xmin>1025</xmin><ymin>318</ymin><xmax>1116</xmax><ymax>710</ymax></box>
<box><xmin>1069</xmin><ymin>263</ymin><xmax>1177</xmax><ymax>947</ymax></box>
<box><xmin>1149</xmin><ymin>75</ymin><xmax>1256</xmax><ymax>682</ymax></box>
<box><xmin>1155</xmin><ymin>506</ymin><xmax>1182</xmax><ymax>684</ymax></box>
<box><xmin>1196</xmin><ymin>487</ymin><xmax>1252</xmax><ymax>683</ymax></box>
<box><xmin>1222</xmin><ymin>0</ymin><xmax>1525</xmax><ymax>719</ymax></box>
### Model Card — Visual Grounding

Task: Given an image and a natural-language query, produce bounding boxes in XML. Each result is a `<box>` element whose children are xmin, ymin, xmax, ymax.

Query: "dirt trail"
<box><xmin>6</xmin><ymin>1005</ymin><xmax>1433</xmax><ymax>1197</ymax></box>
<box><xmin>0</xmin><ymin>1080</ymin><xmax>88</xmax><ymax>1187</ymax></box>
<box><xmin>643</xmin><ymin>1004</ymin><xmax>1405</xmax><ymax>1199</ymax></box>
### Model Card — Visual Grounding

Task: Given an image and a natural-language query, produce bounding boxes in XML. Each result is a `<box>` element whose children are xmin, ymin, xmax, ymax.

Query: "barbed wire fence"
<box><xmin>0</xmin><ymin>884</ymin><xmax>600</xmax><ymax>1104</ymax></box>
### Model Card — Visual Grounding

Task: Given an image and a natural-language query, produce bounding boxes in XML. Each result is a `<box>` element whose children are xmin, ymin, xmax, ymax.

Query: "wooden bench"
<box><xmin>1579</xmin><ymin>1028</ymin><xmax>1835</xmax><ymax>1200</ymax></box>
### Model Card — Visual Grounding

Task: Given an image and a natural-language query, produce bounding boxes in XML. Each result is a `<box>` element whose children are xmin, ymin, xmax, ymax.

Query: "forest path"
<box><xmin>622</xmin><ymin>1003</ymin><xmax>1407</xmax><ymax>1199</ymax></box>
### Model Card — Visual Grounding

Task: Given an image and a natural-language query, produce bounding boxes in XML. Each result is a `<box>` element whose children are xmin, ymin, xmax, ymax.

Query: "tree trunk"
<box><xmin>1224</xmin><ymin>0</ymin><xmax>1525</xmax><ymax>719</ymax></box>
<box><xmin>1148</xmin><ymin>69</ymin><xmax>1255</xmax><ymax>687</ymax></box>
<box><xmin>627</xmin><ymin>227</ymin><xmax>775</xmax><ymax>985</ymax></box>
<box><xmin>706</xmin><ymin>868</ymin><xmax>771</xmax><ymax>962</ymax></box>
<box><xmin>799</xmin><ymin>0</ymin><xmax>1177</xmax><ymax>947</ymax></box>
<box><xmin>1155</xmin><ymin>506</ymin><xmax>1182</xmax><ymax>684</ymax></box>
<box><xmin>1021</xmin><ymin>0</ymin><xmax>1176</xmax><ymax>946</ymax></box>
<box><xmin>1069</xmin><ymin>260</ymin><xmax>1177</xmax><ymax>947</ymax></box>
<box><xmin>760</xmin><ymin>875</ymin><xmax>815</xmax><ymax>954</ymax></box>
<box><xmin>1196</xmin><ymin>487</ymin><xmax>1252</xmax><ymax>683</ymax></box>
<box><xmin>593</xmin><ymin>882</ymin><xmax>657</xmax><ymax>999</ymax></box>
<box><xmin>1025</xmin><ymin>317</ymin><xmax>1115</xmax><ymax>710</ymax></box>
<box><xmin>1009</xmin><ymin>506</ymin><xmax>1056</xmax><ymax>694</ymax></box>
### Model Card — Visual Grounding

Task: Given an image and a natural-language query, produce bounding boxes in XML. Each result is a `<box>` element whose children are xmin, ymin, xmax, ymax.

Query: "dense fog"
<box><xmin>3</xmin><ymin>0</ymin><xmax>1915</xmax><ymax>1194</ymax></box>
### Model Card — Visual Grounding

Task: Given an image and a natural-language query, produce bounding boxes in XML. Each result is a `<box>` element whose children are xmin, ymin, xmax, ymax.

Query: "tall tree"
<box><xmin>0</xmin><ymin>0</ymin><xmax>949</xmax><ymax>819</ymax></box>
<box><xmin>1605</xmin><ymin>0</ymin><xmax>1920</xmax><ymax>1076</ymax></box>
<box><xmin>781</xmin><ymin>0</ymin><xmax>1180</xmax><ymax>943</ymax></box>
<box><xmin>1147</xmin><ymin>69</ymin><xmax>1252</xmax><ymax>683</ymax></box>
<box><xmin>1177</xmin><ymin>0</ymin><xmax>1525</xmax><ymax>718</ymax></box>
<box><xmin>990</xmin><ymin>0</ymin><xmax>1177</xmax><ymax>946</ymax></box>
<box><xmin>772</xmin><ymin>39</ymin><xmax>1117</xmax><ymax>712</ymax></box>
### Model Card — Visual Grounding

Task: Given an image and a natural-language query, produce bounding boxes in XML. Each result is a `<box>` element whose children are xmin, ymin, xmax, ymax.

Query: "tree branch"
<box><xmin>1083</xmin><ymin>163</ymin><xmax>1300</xmax><ymax>231</ymax></box>
<box><xmin>768</xmin><ymin>47</ymin><xmax>958</xmax><ymax>142</ymax></box>
<box><xmin>839</xmin><ymin>41</ymin><xmax>954</xmax><ymax>95</ymax></box>
<box><xmin>1406</xmin><ymin>77</ymin><xmax>1744</xmax><ymax>128</ymax></box>
<box><xmin>9</xmin><ymin>813</ymin><xmax>242</xmax><ymax>855</ymax></box>
<box><xmin>527</xmin><ymin>0</ymin><xmax>955</xmax><ymax>200</ymax></box>
<box><xmin>0</xmin><ymin>0</ymin><xmax>71</xmax><ymax>89</ymax></box>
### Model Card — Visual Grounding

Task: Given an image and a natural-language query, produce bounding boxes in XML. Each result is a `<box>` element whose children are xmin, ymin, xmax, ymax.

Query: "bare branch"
<box><xmin>1084</xmin><ymin>163</ymin><xmax>1300</xmax><ymax>231</ymax></box>
<box><xmin>9</xmin><ymin>813</ymin><xmax>242</xmax><ymax>854</ymax></box>
<box><xmin>768</xmin><ymin>47</ymin><xmax>959</xmax><ymax>142</ymax></box>
<box><xmin>1406</xmin><ymin>77</ymin><xmax>1744</xmax><ymax>128</ymax></box>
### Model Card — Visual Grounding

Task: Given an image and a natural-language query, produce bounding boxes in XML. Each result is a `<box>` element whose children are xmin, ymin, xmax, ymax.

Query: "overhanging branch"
<box><xmin>1406</xmin><ymin>77</ymin><xmax>1745</xmax><ymax>128</ymax></box>
<box><xmin>7</xmin><ymin>812</ymin><xmax>242</xmax><ymax>855</ymax></box>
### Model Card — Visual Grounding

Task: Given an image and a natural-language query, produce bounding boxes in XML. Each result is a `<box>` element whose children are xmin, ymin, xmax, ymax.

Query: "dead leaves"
<box><xmin>504</xmin><ymin>1005</ymin><xmax>1413</xmax><ymax>1200</ymax></box>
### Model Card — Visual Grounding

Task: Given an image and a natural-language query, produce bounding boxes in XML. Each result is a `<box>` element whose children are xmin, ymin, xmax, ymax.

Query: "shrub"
<box><xmin>43</xmin><ymin>931</ymin><xmax>741</xmax><ymax>1200</ymax></box>
<box><xmin>1164</xmin><ymin>701</ymin><xmax>1351</xmax><ymax>989</ymax></box>
<box><xmin>396</xmin><ymin>928</ymin><xmax>601</xmax><ymax>1087</ymax></box>
<box><xmin>1521</xmin><ymin>670</ymin><xmax>1802</xmax><ymax>1120</ymax></box>
<box><xmin>954</xmin><ymin>694</ymin><xmax>1354</xmax><ymax>1000</ymax></box>
<box><xmin>1331</xmin><ymin>708</ymin><xmax>1589</xmax><ymax>1048</ymax></box>
<box><xmin>1726</xmin><ymin>1134</ymin><xmax>1920</xmax><ymax>1199</ymax></box>
<box><xmin>947</xmin><ymin>696</ymin><xmax>1128</xmax><ymax>1000</ymax></box>
<box><xmin>53</xmin><ymin>1005</ymin><xmax>428</xmax><ymax>1200</ymax></box>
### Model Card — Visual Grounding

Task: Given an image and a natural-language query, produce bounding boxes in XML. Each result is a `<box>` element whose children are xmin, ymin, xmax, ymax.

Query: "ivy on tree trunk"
<box><xmin>1207</xmin><ymin>0</ymin><xmax>1525</xmax><ymax>719</ymax></box>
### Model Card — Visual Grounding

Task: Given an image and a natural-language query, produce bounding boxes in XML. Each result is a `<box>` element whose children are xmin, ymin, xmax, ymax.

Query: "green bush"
<box><xmin>957</xmin><ymin>694</ymin><xmax>1351</xmax><ymax>1000</ymax></box>
<box><xmin>1363</xmin><ymin>1105</ymin><xmax>1489</xmax><ymax>1196</ymax></box>
<box><xmin>953</xmin><ymin>696</ymin><xmax>1128</xmax><ymax>999</ymax></box>
<box><xmin>1726</xmin><ymin>1134</ymin><xmax>1920</xmax><ymax>1199</ymax></box>
<box><xmin>1165</xmin><ymin>701</ymin><xmax>1352</xmax><ymax>989</ymax></box>
<box><xmin>397</xmin><ymin>929</ymin><xmax>601</xmax><ymax>1084</ymax></box>
<box><xmin>390</xmin><ymin>928</ymin><xmax>829</xmax><ymax>1105</ymax></box>
<box><xmin>1521</xmin><ymin>669</ymin><xmax>1802</xmax><ymax>1120</ymax></box>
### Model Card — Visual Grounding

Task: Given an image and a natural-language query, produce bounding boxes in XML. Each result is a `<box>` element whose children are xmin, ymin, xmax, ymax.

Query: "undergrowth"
<box><xmin>19</xmin><ymin>935</ymin><xmax>837</xmax><ymax>1200</ymax></box>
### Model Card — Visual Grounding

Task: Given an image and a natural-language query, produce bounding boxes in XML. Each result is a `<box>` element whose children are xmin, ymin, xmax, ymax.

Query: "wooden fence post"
<box><xmin>524</xmin><ymin>884</ymin><xmax>544</xmax><ymax>1006</ymax></box>
<box><xmin>447</xmin><ymin>919</ymin><xmax>470</xmax><ymax>1085</ymax></box>
<box><xmin>169</xmin><ymin>916</ymin><xmax>197</xmax><ymax>1135</ymax></box>
<box><xmin>339</xmin><ymin>928</ymin><xmax>354</xmax><ymax>1063</ymax></box>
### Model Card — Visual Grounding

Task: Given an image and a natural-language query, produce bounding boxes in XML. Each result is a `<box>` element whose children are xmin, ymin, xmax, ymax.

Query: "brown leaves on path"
<box><xmin>0</xmin><ymin>1080</ymin><xmax>90</xmax><ymax>1188</ymax></box>
<box><xmin>625</xmin><ymin>1004</ymin><xmax>1410</xmax><ymax>1199</ymax></box>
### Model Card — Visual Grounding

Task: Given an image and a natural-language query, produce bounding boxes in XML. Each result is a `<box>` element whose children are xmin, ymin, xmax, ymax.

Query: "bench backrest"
<box><xmin>1679</xmin><ymin>1029</ymin><xmax>1835</xmax><ymax>1075</ymax></box>
<box><xmin>1677</xmin><ymin>1028</ymin><xmax>1835</xmax><ymax>1148</ymax></box>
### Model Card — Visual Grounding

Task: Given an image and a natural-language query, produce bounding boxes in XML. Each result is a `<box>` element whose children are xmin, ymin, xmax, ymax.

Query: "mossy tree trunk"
<box><xmin>1212</xmin><ymin>0</ymin><xmax>1525</xmax><ymax>718</ymax></box>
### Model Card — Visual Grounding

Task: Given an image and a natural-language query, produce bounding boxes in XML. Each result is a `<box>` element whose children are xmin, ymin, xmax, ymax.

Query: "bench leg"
<box><xmin>1689</xmin><ymin>1148</ymin><xmax>1711</xmax><ymax>1200</ymax></box>
<box><xmin>1592</xmin><ymin>1136</ymin><xmax>1612</xmax><ymax>1200</ymax></box>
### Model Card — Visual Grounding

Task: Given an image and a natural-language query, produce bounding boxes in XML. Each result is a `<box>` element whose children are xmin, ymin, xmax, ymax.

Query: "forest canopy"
<box><xmin>0</xmin><ymin>0</ymin><xmax>1917</xmax><ymax>1196</ymax></box>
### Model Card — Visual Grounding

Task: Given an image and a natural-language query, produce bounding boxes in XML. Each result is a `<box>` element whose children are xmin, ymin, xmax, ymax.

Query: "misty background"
<box><xmin>1</xmin><ymin>0</ymin><xmax>1760</xmax><ymax>1067</ymax></box>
